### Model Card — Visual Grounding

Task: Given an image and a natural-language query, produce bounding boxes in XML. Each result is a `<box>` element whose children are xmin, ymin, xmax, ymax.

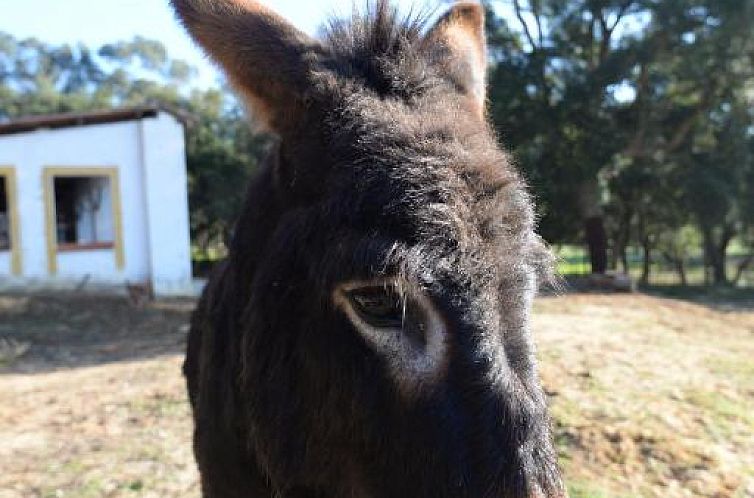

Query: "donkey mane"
<box><xmin>323</xmin><ymin>2</ymin><xmax>431</xmax><ymax>98</ymax></box>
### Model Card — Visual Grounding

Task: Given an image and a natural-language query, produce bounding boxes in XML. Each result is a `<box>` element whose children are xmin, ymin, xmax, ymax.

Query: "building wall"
<box><xmin>0</xmin><ymin>252</ymin><xmax>10</xmax><ymax>275</ymax></box>
<box><xmin>0</xmin><ymin>112</ymin><xmax>193</xmax><ymax>296</ymax></box>
<box><xmin>141</xmin><ymin>113</ymin><xmax>194</xmax><ymax>296</ymax></box>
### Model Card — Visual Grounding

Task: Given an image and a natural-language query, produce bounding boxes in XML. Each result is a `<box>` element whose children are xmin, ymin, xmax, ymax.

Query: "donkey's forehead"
<box><xmin>331</xmin><ymin>92</ymin><xmax>520</xmax><ymax>196</ymax></box>
<box><xmin>329</xmin><ymin>82</ymin><xmax>484</xmax><ymax>137</ymax></box>
<box><xmin>308</xmin><ymin>92</ymin><xmax>538</xmax><ymax>271</ymax></box>
<box><xmin>325</xmin><ymin>87</ymin><xmax>506</xmax><ymax>174</ymax></box>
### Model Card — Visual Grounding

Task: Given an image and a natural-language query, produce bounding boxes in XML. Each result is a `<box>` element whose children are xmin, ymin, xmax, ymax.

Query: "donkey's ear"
<box><xmin>423</xmin><ymin>2</ymin><xmax>487</xmax><ymax>117</ymax></box>
<box><xmin>171</xmin><ymin>0</ymin><xmax>324</xmax><ymax>131</ymax></box>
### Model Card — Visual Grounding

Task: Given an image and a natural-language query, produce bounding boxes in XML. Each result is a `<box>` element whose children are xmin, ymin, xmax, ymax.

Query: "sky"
<box><xmin>0</xmin><ymin>0</ymin><xmax>435</xmax><ymax>88</ymax></box>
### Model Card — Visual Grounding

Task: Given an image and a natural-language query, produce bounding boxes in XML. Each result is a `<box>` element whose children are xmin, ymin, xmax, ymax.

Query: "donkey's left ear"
<box><xmin>423</xmin><ymin>2</ymin><xmax>487</xmax><ymax>117</ymax></box>
<box><xmin>170</xmin><ymin>0</ymin><xmax>325</xmax><ymax>132</ymax></box>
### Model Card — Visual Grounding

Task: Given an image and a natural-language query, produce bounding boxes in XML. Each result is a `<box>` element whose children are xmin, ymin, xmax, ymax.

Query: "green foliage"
<box><xmin>184</xmin><ymin>90</ymin><xmax>269</xmax><ymax>253</ymax></box>
<box><xmin>486</xmin><ymin>0</ymin><xmax>754</xmax><ymax>284</ymax></box>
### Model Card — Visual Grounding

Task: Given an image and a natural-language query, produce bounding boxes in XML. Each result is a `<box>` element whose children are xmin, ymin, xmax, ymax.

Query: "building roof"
<box><xmin>0</xmin><ymin>106</ymin><xmax>181</xmax><ymax>136</ymax></box>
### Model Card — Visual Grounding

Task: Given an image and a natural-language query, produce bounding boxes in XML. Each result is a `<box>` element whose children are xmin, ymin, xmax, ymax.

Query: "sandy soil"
<box><xmin>0</xmin><ymin>292</ymin><xmax>752</xmax><ymax>497</ymax></box>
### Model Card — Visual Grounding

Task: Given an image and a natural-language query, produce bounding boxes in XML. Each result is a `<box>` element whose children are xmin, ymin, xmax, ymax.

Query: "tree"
<box><xmin>486</xmin><ymin>0</ymin><xmax>754</xmax><ymax>283</ymax></box>
<box><xmin>487</xmin><ymin>0</ymin><xmax>652</xmax><ymax>274</ymax></box>
<box><xmin>681</xmin><ymin>102</ymin><xmax>754</xmax><ymax>284</ymax></box>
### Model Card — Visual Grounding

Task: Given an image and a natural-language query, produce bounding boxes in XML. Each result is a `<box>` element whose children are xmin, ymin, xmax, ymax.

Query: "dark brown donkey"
<box><xmin>172</xmin><ymin>1</ymin><xmax>564</xmax><ymax>496</ymax></box>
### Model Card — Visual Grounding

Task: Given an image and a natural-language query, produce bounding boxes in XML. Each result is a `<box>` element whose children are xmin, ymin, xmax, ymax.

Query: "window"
<box><xmin>43</xmin><ymin>168</ymin><xmax>124</xmax><ymax>274</ymax></box>
<box><xmin>0</xmin><ymin>176</ymin><xmax>9</xmax><ymax>251</ymax></box>
<box><xmin>53</xmin><ymin>176</ymin><xmax>115</xmax><ymax>250</ymax></box>
<box><xmin>0</xmin><ymin>167</ymin><xmax>21</xmax><ymax>275</ymax></box>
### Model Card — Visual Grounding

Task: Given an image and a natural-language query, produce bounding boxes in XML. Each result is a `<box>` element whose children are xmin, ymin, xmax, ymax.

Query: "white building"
<box><xmin>0</xmin><ymin>107</ymin><xmax>194</xmax><ymax>297</ymax></box>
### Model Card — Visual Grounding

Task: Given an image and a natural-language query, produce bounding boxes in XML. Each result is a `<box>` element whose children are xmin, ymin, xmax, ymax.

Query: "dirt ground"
<box><xmin>0</xmin><ymin>292</ymin><xmax>752</xmax><ymax>498</ymax></box>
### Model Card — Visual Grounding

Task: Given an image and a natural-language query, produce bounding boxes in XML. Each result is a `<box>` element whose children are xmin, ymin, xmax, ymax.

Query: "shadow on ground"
<box><xmin>0</xmin><ymin>293</ymin><xmax>194</xmax><ymax>374</ymax></box>
<box><xmin>553</xmin><ymin>276</ymin><xmax>754</xmax><ymax>312</ymax></box>
<box><xmin>640</xmin><ymin>284</ymin><xmax>754</xmax><ymax>311</ymax></box>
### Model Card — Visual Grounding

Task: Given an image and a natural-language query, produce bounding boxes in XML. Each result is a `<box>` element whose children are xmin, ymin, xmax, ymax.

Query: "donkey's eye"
<box><xmin>347</xmin><ymin>285</ymin><xmax>404</xmax><ymax>328</ymax></box>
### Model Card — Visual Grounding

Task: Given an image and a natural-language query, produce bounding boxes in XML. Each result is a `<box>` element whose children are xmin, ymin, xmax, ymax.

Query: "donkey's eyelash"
<box><xmin>346</xmin><ymin>284</ymin><xmax>405</xmax><ymax>328</ymax></box>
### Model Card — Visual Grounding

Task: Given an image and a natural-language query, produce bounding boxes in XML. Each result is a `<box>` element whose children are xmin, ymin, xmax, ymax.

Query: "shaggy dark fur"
<box><xmin>175</xmin><ymin>1</ymin><xmax>564</xmax><ymax>497</ymax></box>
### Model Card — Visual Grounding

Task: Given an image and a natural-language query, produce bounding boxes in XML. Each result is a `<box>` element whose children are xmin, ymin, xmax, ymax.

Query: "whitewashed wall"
<box><xmin>0</xmin><ymin>112</ymin><xmax>194</xmax><ymax>296</ymax></box>
<box><xmin>0</xmin><ymin>252</ymin><xmax>10</xmax><ymax>276</ymax></box>
<box><xmin>141</xmin><ymin>113</ymin><xmax>193</xmax><ymax>296</ymax></box>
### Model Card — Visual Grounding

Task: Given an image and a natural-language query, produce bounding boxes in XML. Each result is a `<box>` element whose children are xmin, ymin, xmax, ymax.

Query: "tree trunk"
<box><xmin>702</xmin><ymin>227</ymin><xmax>733</xmax><ymax>286</ymax></box>
<box><xmin>612</xmin><ymin>242</ymin><xmax>629</xmax><ymax>274</ymax></box>
<box><xmin>609</xmin><ymin>242</ymin><xmax>619</xmax><ymax>271</ymax></box>
<box><xmin>609</xmin><ymin>212</ymin><xmax>630</xmax><ymax>272</ymax></box>
<box><xmin>732</xmin><ymin>254</ymin><xmax>753</xmax><ymax>286</ymax></box>
<box><xmin>676</xmin><ymin>259</ymin><xmax>687</xmax><ymax>286</ymax></box>
<box><xmin>585</xmin><ymin>216</ymin><xmax>609</xmax><ymax>274</ymax></box>
<box><xmin>662</xmin><ymin>251</ymin><xmax>688</xmax><ymax>287</ymax></box>
<box><xmin>640</xmin><ymin>236</ymin><xmax>652</xmax><ymax>285</ymax></box>
<box><xmin>579</xmin><ymin>180</ymin><xmax>608</xmax><ymax>275</ymax></box>
<box><xmin>616</xmin><ymin>209</ymin><xmax>631</xmax><ymax>273</ymax></box>
<box><xmin>711</xmin><ymin>255</ymin><xmax>727</xmax><ymax>285</ymax></box>
<box><xmin>662</xmin><ymin>250</ymin><xmax>687</xmax><ymax>286</ymax></box>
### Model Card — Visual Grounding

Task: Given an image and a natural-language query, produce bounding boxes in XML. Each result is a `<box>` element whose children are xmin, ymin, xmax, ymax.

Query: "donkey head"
<box><xmin>174</xmin><ymin>1</ymin><xmax>564</xmax><ymax>496</ymax></box>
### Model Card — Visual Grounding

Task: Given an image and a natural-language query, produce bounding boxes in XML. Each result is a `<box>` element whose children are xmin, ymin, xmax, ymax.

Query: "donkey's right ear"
<box><xmin>171</xmin><ymin>0</ymin><xmax>324</xmax><ymax>131</ymax></box>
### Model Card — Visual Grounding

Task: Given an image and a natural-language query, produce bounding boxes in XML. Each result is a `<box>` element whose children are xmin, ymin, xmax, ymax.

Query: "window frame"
<box><xmin>0</xmin><ymin>166</ymin><xmax>22</xmax><ymax>276</ymax></box>
<box><xmin>43</xmin><ymin>167</ymin><xmax>125</xmax><ymax>275</ymax></box>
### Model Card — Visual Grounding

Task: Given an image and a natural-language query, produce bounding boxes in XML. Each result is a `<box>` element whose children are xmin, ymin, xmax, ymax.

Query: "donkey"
<box><xmin>172</xmin><ymin>1</ymin><xmax>564</xmax><ymax>496</ymax></box>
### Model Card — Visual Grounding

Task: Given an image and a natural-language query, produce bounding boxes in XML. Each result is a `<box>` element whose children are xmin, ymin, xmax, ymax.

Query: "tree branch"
<box><xmin>596</xmin><ymin>7</ymin><xmax>611</xmax><ymax>63</ymax></box>
<box><xmin>598</xmin><ymin>1</ymin><xmax>636</xmax><ymax>63</ymax></box>
<box><xmin>666</xmin><ymin>82</ymin><xmax>717</xmax><ymax>153</ymax></box>
<box><xmin>531</xmin><ymin>0</ymin><xmax>544</xmax><ymax>48</ymax></box>
<box><xmin>587</xmin><ymin>17</ymin><xmax>596</xmax><ymax>70</ymax></box>
<box><xmin>513</xmin><ymin>0</ymin><xmax>538</xmax><ymax>51</ymax></box>
<box><xmin>733</xmin><ymin>254</ymin><xmax>754</xmax><ymax>286</ymax></box>
<box><xmin>623</xmin><ymin>61</ymin><xmax>650</xmax><ymax>157</ymax></box>
<box><xmin>610</xmin><ymin>0</ymin><xmax>635</xmax><ymax>33</ymax></box>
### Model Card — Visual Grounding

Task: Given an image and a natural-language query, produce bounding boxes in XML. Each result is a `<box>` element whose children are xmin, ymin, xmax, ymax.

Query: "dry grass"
<box><xmin>535</xmin><ymin>294</ymin><xmax>754</xmax><ymax>497</ymax></box>
<box><xmin>0</xmin><ymin>293</ymin><xmax>752</xmax><ymax>497</ymax></box>
<box><xmin>0</xmin><ymin>357</ymin><xmax>196</xmax><ymax>498</ymax></box>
